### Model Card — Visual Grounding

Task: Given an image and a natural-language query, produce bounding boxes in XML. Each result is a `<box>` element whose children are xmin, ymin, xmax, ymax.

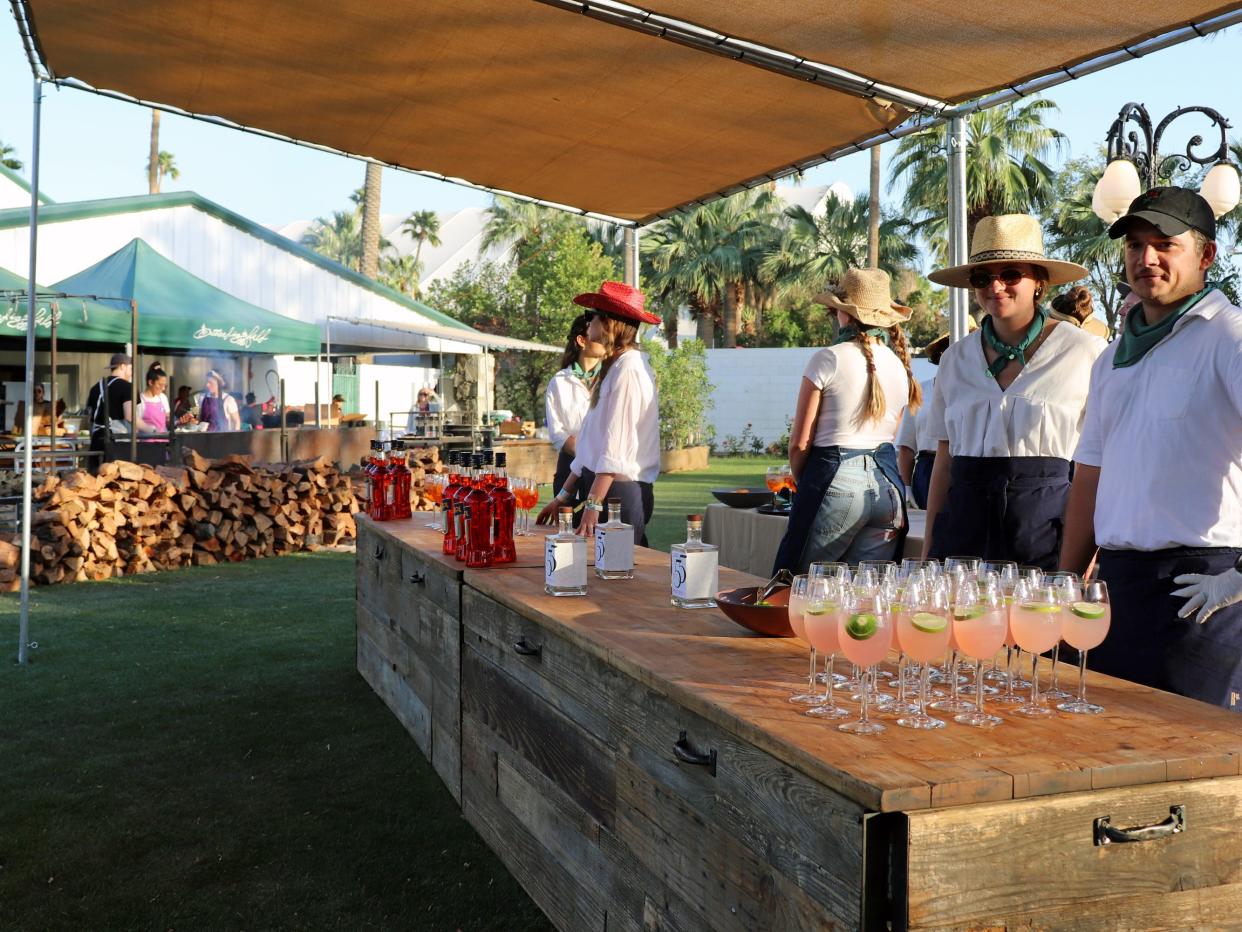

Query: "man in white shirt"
<box><xmin>1061</xmin><ymin>186</ymin><xmax>1242</xmax><ymax>710</ymax></box>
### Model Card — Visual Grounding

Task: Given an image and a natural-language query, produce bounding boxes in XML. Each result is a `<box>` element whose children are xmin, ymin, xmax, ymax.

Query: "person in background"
<box><xmin>537</xmin><ymin>282</ymin><xmax>661</xmax><ymax>546</ymax></box>
<box><xmin>545</xmin><ymin>312</ymin><xmax>607</xmax><ymax>516</ymax></box>
<box><xmin>136</xmin><ymin>362</ymin><xmax>171</xmax><ymax>435</ymax></box>
<box><xmin>920</xmin><ymin>215</ymin><xmax>1104</xmax><ymax>570</ymax></box>
<box><xmin>85</xmin><ymin>352</ymin><xmax>134</xmax><ymax>473</ymax></box>
<box><xmin>1060</xmin><ymin>187</ymin><xmax>1242</xmax><ymax>710</ymax></box>
<box><xmin>330</xmin><ymin>393</ymin><xmax>345</xmax><ymax>424</ymax></box>
<box><xmin>13</xmin><ymin>383</ymin><xmax>66</xmax><ymax>435</ymax></box>
<box><xmin>200</xmin><ymin>369</ymin><xmax>240</xmax><ymax>432</ymax></box>
<box><xmin>1049</xmin><ymin>285</ymin><xmax>1110</xmax><ymax>348</ymax></box>
<box><xmin>172</xmin><ymin>384</ymin><xmax>196</xmax><ymax>424</ymax></box>
<box><xmin>239</xmin><ymin>392</ymin><xmax>264</xmax><ymax>430</ymax></box>
<box><xmin>772</xmin><ymin>268</ymin><xmax>921</xmax><ymax>574</ymax></box>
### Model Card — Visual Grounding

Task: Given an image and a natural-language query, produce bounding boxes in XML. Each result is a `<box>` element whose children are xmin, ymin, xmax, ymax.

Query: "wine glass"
<box><xmin>930</xmin><ymin>574</ymin><xmax>981</xmax><ymax>715</ymax></box>
<box><xmin>808</xmin><ymin>561</ymin><xmax>850</xmax><ymax>583</ymax></box>
<box><xmin>943</xmin><ymin>556</ymin><xmax>981</xmax><ymax>584</ymax></box>
<box><xmin>787</xmin><ymin>574</ymin><xmax>821</xmax><ymax>705</ymax></box>
<box><xmin>1010</xmin><ymin>580</ymin><xmax>1065</xmax><ymax>717</ymax></box>
<box><xmin>803</xmin><ymin>577</ymin><xmax>849</xmax><ymax>720</ymax></box>
<box><xmin>888</xmin><ymin>571</ymin><xmax>930</xmax><ymax>718</ymax></box>
<box><xmin>765</xmin><ymin>466</ymin><xmax>785</xmax><ymax>509</ymax></box>
<box><xmin>1058</xmin><ymin>580</ymin><xmax>1111</xmax><ymax>714</ymax></box>
<box><xmin>952</xmin><ymin>577</ymin><xmax>1008</xmax><ymax>728</ymax></box>
<box><xmin>837</xmin><ymin>590</ymin><xmax>893</xmax><ymax>735</ymax></box>
<box><xmin>895</xmin><ymin>577</ymin><xmax>950</xmax><ymax>729</ymax></box>
<box><xmin>781</xmin><ymin>465</ymin><xmax>797</xmax><ymax>497</ymax></box>
<box><xmin>1042</xmin><ymin>571</ymin><xmax>1081</xmax><ymax>701</ymax></box>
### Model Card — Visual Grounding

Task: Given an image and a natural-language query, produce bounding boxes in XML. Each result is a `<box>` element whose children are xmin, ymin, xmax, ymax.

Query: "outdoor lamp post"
<box><xmin>1091</xmin><ymin>102</ymin><xmax>1241</xmax><ymax>222</ymax></box>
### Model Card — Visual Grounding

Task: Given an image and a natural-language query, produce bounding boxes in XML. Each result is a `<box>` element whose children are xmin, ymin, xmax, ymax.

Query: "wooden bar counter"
<box><xmin>356</xmin><ymin>515</ymin><xmax>1242</xmax><ymax>930</ymax></box>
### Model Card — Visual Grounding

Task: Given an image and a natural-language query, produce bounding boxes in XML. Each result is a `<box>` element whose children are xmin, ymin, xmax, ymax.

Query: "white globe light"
<box><xmin>1200</xmin><ymin>162</ymin><xmax>1241</xmax><ymax>219</ymax></box>
<box><xmin>1092</xmin><ymin>159</ymin><xmax>1142</xmax><ymax>223</ymax></box>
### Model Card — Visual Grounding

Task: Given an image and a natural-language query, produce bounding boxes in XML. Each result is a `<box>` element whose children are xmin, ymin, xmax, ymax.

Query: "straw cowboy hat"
<box><xmin>923</xmin><ymin>315</ymin><xmax>978</xmax><ymax>365</ymax></box>
<box><xmin>813</xmin><ymin>268</ymin><xmax>912</xmax><ymax>328</ymax></box>
<box><xmin>573</xmin><ymin>281</ymin><xmax>661</xmax><ymax>325</ymax></box>
<box><xmin>928</xmin><ymin>215</ymin><xmax>1088</xmax><ymax>288</ymax></box>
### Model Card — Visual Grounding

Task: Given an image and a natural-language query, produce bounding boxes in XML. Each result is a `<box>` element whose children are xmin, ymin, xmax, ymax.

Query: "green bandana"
<box><xmin>1112</xmin><ymin>287</ymin><xmax>1213</xmax><ymax>369</ymax></box>
<box><xmin>832</xmin><ymin>325</ymin><xmax>890</xmax><ymax>347</ymax></box>
<box><xmin>981</xmin><ymin>307</ymin><xmax>1047</xmax><ymax>380</ymax></box>
<box><xmin>571</xmin><ymin>361</ymin><xmax>601</xmax><ymax>383</ymax></box>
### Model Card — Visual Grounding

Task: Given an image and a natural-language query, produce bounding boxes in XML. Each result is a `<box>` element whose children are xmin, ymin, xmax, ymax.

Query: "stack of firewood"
<box><xmin>3</xmin><ymin>450</ymin><xmax>360</xmax><ymax>589</ymax></box>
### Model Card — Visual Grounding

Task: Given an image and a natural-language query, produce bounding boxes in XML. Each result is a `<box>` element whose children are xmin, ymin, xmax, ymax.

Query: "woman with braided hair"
<box><xmin>921</xmin><ymin>215</ymin><xmax>1104</xmax><ymax>569</ymax></box>
<box><xmin>773</xmin><ymin>268</ymin><xmax>921</xmax><ymax>574</ymax></box>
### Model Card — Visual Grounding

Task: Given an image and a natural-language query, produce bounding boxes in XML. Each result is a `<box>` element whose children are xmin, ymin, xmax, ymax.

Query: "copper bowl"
<box><xmin>715</xmin><ymin>585</ymin><xmax>795</xmax><ymax>637</ymax></box>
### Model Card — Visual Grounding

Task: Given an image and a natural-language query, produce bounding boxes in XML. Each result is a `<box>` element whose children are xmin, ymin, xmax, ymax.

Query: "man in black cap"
<box><xmin>1060</xmin><ymin>186</ymin><xmax>1242</xmax><ymax>710</ymax></box>
<box><xmin>84</xmin><ymin>352</ymin><xmax>134</xmax><ymax>473</ymax></box>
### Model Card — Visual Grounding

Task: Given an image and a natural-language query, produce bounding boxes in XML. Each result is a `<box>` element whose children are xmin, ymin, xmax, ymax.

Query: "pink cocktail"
<box><xmin>787</xmin><ymin>590</ymin><xmax>809</xmax><ymax>642</ymax></box>
<box><xmin>838</xmin><ymin>610</ymin><xmax>892</xmax><ymax>669</ymax></box>
<box><xmin>897</xmin><ymin>611</ymin><xmax>950</xmax><ymax>663</ymax></box>
<box><xmin>803</xmin><ymin>603</ymin><xmax>841</xmax><ymax>655</ymax></box>
<box><xmin>1062</xmin><ymin>603</ymin><xmax>1111</xmax><ymax>651</ymax></box>
<box><xmin>1010</xmin><ymin>602</ymin><xmax>1063</xmax><ymax>655</ymax></box>
<box><xmin>954</xmin><ymin>608</ymin><xmax>1008</xmax><ymax>661</ymax></box>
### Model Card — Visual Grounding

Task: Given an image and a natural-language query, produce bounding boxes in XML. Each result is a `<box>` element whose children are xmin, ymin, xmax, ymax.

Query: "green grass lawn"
<box><xmin>0</xmin><ymin>455</ymin><xmax>777</xmax><ymax>928</ymax></box>
<box><xmin>0</xmin><ymin>553</ymin><xmax>551</xmax><ymax>931</ymax></box>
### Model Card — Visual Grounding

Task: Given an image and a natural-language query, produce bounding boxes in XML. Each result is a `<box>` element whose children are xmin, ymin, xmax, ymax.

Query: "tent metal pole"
<box><xmin>325</xmin><ymin>320</ymin><xmax>331</xmax><ymax>423</ymax></box>
<box><xmin>948</xmin><ymin>116</ymin><xmax>970</xmax><ymax>344</ymax></box>
<box><xmin>279</xmin><ymin>379</ymin><xmax>287</xmax><ymax>462</ymax></box>
<box><xmin>18</xmin><ymin>76</ymin><xmax>43</xmax><ymax>665</ymax></box>
<box><xmin>623</xmin><ymin>227</ymin><xmax>639</xmax><ymax>287</ymax></box>
<box><xmin>375</xmin><ymin>380</ymin><xmax>380</xmax><ymax>432</ymax></box>
<box><xmin>315</xmin><ymin>349</ymin><xmax>321</xmax><ymax>428</ymax></box>
<box><xmin>129</xmin><ymin>300</ymin><xmax>138</xmax><ymax>462</ymax></box>
<box><xmin>49</xmin><ymin>304</ymin><xmax>57</xmax><ymax>468</ymax></box>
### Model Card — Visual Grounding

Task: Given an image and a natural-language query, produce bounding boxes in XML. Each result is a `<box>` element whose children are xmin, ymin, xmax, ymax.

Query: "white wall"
<box><xmin>705</xmin><ymin>348</ymin><xmax>936</xmax><ymax>446</ymax></box>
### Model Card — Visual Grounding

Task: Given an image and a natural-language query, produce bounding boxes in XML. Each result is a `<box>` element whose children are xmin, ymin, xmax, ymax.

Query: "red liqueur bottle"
<box><xmin>488</xmin><ymin>451</ymin><xmax>517</xmax><ymax>564</ymax></box>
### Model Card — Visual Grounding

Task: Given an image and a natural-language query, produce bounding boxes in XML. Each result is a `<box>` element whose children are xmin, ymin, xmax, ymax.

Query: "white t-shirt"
<box><xmin>1074</xmin><ymin>289</ymin><xmax>1242</xmax><ymax>551</ymax></box>
<box><xmin>802</xmin><ymin>341</ymin><xmax>910</xmax><ymax>448</ymax></box>
<box><xmin>570</xmin><ymin>350</ymin><xmax>661</xmax><ymax>484</ymax></box>
<box><xmin>896</xmin><ymin>379</ymin><xmax>936</xmax><ymax>453</ymax></box>
<box><xmin>544</xmin><ymin>366</ymin><xmax>592</xmax><ymax>453</ymax></box>
<box><xmin>925</xmin><ymin>322</ymin><xmax>1104</xmax><ymax>459</ymax></box>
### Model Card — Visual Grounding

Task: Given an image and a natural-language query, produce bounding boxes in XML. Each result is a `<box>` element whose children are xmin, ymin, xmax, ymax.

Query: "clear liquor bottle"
<box><xmin>545</xmin><ymin>507</ymin><xmax>588</xmax><ymax>597</ymax></box>
<box><xmin>594</xmin><ymin>498</ymin><xmax>634</xmax><ymax>580</ymax></box>
<box><xmin>670</xmin><ymin>513</ymin><xmax>718</xmax><ymax>608</ymax></box>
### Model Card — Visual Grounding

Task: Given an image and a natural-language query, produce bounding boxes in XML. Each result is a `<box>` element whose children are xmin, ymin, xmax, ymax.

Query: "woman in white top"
<box><xmin>773</xmin><ymin>268</ymin><xmax>922</xmax><ymax>574</ymax></box>
<box><xmin>538</xmin><ymin>281</ymin><xmax>661</xmax><ymax>546</ymax></box>
<box><xmin>922</xmin><ymin>214</ymin><xmax>1104</xmax><ymax>569</ymax></box>
<box><xmin>545</xmin><ymin>313</ymin><xmax>606</xmax><ymax>512</ymax></box>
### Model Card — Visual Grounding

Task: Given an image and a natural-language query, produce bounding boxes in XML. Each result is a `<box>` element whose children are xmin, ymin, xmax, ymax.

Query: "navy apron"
<box><xmin>928</xmin><ymin>455</ymin><xmax>1069</xmax><ymax>571</ymax></box>
<box><xmin>911</xmin><ymin>450</ymin><xmax>935</xmax><ymax>510</ymax></box>
<box><xmin>578</xmin><ymin>467</ymin><xmax>654</xmax><ymax>548</ymax></box>
<box><xmin>772</xmin><ymin>444</ymin><xmax>907</xmax><ymax>575</ymax></box>
<box><xmin>1090</xmin><ymin>547</ymin><xmax>1242</xmax><ymax>712</ymax></box>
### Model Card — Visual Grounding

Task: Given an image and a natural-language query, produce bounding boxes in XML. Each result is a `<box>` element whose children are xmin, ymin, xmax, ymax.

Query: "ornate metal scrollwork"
<box><xmin>1105</xmin><ymin>101</ymin><xmax>1232</xmax><ymax>188</ymax></box>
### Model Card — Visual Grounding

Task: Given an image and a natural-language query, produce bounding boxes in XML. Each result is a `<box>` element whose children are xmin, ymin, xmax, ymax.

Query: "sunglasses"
<box><xmin>968</xmin><ymin>267</ymin><xmax>1028</xmax><ymax>289</ymax></box>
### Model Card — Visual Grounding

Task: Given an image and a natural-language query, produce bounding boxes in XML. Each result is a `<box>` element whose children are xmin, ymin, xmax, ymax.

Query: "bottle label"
<box><xmin>595</xmin><ymin>526</ymin><xmax>634</xmax><ymax>572</ymax></box>
<box><xmin>672</xmin><ymin>551</ymin><xmax>718</xmax><ymax>601</ymax></box>
<box><xmin>545</xmin><ymin>537</ymin><xmax>587</xmax><ymax>588</ymax></box>
<box><xmin>386</xmin><ymin>483</ymin><xmax>395</xmax><ymax>506</ymax></box>
<box><xmin>453</xmin><ymin>506</ymin><xmax>463</xmax><ymax>541</ymax></box>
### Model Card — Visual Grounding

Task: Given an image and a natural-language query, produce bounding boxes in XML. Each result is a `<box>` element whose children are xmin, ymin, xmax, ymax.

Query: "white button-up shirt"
<box><xmin>1074</xmin><ymin>289</ymin><xmax>1242</xmax><ymax>550</ymax></box>
<box><xmin>570</xmin><ymin>350</ymin><xmax>661</xmax><ymax>484</ymax></box>
<box><xmin>896</xmin><ymin>380</ymin><xmax>936</xmax><ymax>454</ymax></box>
<box><xmin>925</xmin><ymin>323</ymin><xmax>1104</xmax><ymax>459</ymax></box>
<box><xmin>544</xmin><ymin>367</ymin><xmax>592</xmax><ymax>453</ymax></box>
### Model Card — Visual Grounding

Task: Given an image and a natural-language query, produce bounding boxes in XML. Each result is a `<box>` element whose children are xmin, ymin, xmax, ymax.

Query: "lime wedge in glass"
<box><xmin>845</xmin><ymin>612</ymin><xmax>878</xmax><ymax>639</ymax></box>
<box><xmin>911</xmin><ymin>612</ymin><xmax>948</xmax><ymax>633</ymax></box>
<box><xmin>1071</xmin><ymin>601</ymin><xmax>1106</xmax><ymax>619</ymax></box>
<box><xmin>1020</xmin><ymin>602</ymin><xmax>1061</xmax><ymax>614</ymax></box>
<box><xmin>952</xmin><ymin>607</ymin><xmax>984</xmax><ymax>621</ymax></box>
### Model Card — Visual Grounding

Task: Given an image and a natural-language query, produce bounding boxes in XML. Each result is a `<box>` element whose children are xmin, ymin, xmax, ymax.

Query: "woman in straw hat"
<box><xmin>772</xmin><ymin>268</ymin><xmax>922</xmax><ymax>574</ymax></box>
<box><xmin>537</xmin><ymin>281</ymin><xmax>661</xmax><ymax>546</ymax></box>
<box><xmin>921</xmin><ymin>214</ymin><xmax>1105</xmax><ymax>569</ymax></box>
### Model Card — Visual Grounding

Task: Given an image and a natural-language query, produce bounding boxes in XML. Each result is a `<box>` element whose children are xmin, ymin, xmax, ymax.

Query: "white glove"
<box><xmin>1172</xmin><ymin>568</ymin><xmax>1242</xmax><ymax>625</ymax></box>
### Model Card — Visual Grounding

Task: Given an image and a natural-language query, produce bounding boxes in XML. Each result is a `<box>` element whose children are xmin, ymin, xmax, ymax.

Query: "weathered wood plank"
<box><xmin>905</xmin><ymin>775</ymin><xmax>1242</xmax><ymax>929</ymax></box>
<box><xmin>356</xmin><ymin>610</ymin><xmax>432</xmax><ymax>754</ymax></box>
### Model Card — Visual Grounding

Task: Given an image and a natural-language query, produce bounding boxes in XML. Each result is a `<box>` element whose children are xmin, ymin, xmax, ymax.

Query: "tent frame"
<box><xmin>9</xmin><ymin>0</ymin><xmax>1242</xmax><ymax>661</ymax></box>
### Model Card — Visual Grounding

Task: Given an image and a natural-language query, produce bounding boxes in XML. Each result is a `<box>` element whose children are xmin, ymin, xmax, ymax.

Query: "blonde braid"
<box><xmin>854</xmin><ymin>330</ymin><xmax>886</xmax><ymax>427</ymax></box>
<box><xmin>888</xmin><ymin>325</ymin><xmax>922</xmax><ymax>412</ymax></box>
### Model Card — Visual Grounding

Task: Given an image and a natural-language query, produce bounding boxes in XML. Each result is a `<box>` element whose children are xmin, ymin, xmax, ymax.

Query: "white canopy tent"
<box><xmin>7</xmin><ymin>0</ymin><xmax>1242</xmax><ymax>661</ymax></box>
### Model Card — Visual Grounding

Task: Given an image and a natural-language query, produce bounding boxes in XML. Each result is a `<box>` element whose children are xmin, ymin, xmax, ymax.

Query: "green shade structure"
<box><xmin>49</xmin><ymin>238</ymin><xmax>322</xmax><ymax>355</ymax></box>
<box><xmin>0</xmin><ymin>264</ymin><xmax>132</xmax><ymax>343</ymax></box>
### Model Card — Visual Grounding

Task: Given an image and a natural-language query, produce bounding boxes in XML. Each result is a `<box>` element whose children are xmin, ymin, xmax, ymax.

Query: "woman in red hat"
<box><xmin>537</xmin><ymin>281</ymin><xmax>661</xmax><ymax>546</ymax></box>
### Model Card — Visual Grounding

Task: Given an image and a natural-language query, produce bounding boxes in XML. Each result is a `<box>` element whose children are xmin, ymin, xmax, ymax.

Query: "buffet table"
<box><xmin>356</xmin><ymin>516</ymin><xmax>1242</xmax><ymax>930</ymax></box>
<box><xmin>703</xmin><ymin>502</ymin><xmax>926</xmax><ymax>576</ymax></box>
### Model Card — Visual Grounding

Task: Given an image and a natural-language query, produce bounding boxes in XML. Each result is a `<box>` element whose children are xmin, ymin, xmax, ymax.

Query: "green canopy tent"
<box><xmin>49</xmin><ymin>238</ymin><xmax>321</xmax><ymax>355</ymax></box>
<box><xmin>0</xmin><ymin>264</ymin><xmax>132</xmax><ymax>343</ymax></box>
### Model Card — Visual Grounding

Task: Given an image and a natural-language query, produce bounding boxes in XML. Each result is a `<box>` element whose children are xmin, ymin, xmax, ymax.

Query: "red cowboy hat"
<box><xmin>572</xmin><ymin>281</ymin><xmax>661</xmax><ymax>326</ymax></box>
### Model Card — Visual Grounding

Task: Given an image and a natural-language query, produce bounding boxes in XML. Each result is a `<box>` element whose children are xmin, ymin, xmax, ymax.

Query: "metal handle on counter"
<box><xmin>409</xmin><ymin>571</ymin><xmax>426</xmax><ymax>587</ymax></box>
<box><xmin>673</xmin><ymin>730</ymin><xmax>717</xmax><ymax>776</ymax></box>
<box><xmin>372</xmin><ymin>543</ymin><xmax>385</xmax><ymax>561</ymax></box>
<box><xmin>513</xmin><ymin>637</ymin><xmax>542</xmax><ymax>658</ymax></box>
<box><xmin>1094</xmin><ymin>805</ymin><xmax>1185</xmax><ymax>846</ymax></box>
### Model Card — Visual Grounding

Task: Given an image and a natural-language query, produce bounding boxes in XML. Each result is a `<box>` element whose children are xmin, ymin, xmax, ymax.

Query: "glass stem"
<box><xmin>949</xmin><ymin>651</ymin><xmax>960</xmax><ymax>702</ymax></box>
<box><xmin>975</xmin><ymin>659</ymin><xmax>985</xmax><ymax>713</ymax></box>
<box><xmin>819</xmin><ymin>654</ymin><xmax>832</xmax><ymax>703</ymax></box>
<box><xmin>807</xmin><ymin>647</ymin><xmax>818</xmax><ymax>692</ymax></box>
<box><xmin>897</xmin><ymin>653</ymin><xmax>908</xmax><ymax>704</ymax></box>
<box><xmin>1078</xmin><ymin>650</ymin><xmax>1089</xmax><ymax>703</ymax></box>
<box><xmin>1050</xmin><ymin>642</ymin><xmax>1061</xmax><ymax>691</ymax></box>
<box><xmin>918</xmin><ymin>662</ymin><xmax>930</xmax><ymax>712</ymax></box>
<box><xmin>827</xmin><ymin>654</ymin><xmax>836</xmax><ymax>706</ymax></box>
<box><xmin>1030</xmin><ymin>652</ymin><xmax>1041</xmax><ymax>706</ymax></box>
<box><xmin>859</xmin><ymin>669</ymin><xmax>871</xmax><ymax>725</ymax></box>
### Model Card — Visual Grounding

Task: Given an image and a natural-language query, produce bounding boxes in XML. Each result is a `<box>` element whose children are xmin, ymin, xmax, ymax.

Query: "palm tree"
<box><xmin>0</xmin><ymin>140</ymin><xmax>20</xmax><ymax>171</ymax></box>
<box><xmin>147</xmin><ymin>111</ymin><xmax>160</xmax><ymax>194</ymax></box>
<box><xmin>399</xmin><ymin>210</ymin><xmax>442</xmax><ymax>294</ymax></box>
<box><xmin>380</xmin><ymin>253</ymin><xmax>423</xmax><ymax>297</ymax></box>
<box><xmin>302</xmin><ymin>210</ymin><xmax>363</xmax><ymax>270</ymax></box>
<box><xmin>154</xmin><ymin>151</ymin><xmax>180</xmax><ymax>193</ymax></box>
<box><xmin>481</xmin><ymin>196</ymin><xmax>580</xmax><ymax>267</ymax></box>
<box><xmin>360</xmin><ymin>163</ymin><xmax>383</xmax><ymax>279</ymax></box>
<box><xmin>762</xmin><ymin>193</ymin><xmax>919</xmax><ymax>300</ymax></box>
<box><xmin>889</xmin><ymin>98</ymin><xmax>1066</xmax><ymax>265</ymax></box>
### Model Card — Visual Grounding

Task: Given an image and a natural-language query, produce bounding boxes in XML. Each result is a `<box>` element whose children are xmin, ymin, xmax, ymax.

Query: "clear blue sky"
<box><xmin>0</xmin><ymin>16</ymin><xmax>1239</xmax><ymax>230</ymax></box>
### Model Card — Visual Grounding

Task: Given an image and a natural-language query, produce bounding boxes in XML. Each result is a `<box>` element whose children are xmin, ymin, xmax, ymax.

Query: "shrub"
<box><xmin>644</xmin><ymin>339</ymin><xmax>714</xmax><ymax>451</ymax></box>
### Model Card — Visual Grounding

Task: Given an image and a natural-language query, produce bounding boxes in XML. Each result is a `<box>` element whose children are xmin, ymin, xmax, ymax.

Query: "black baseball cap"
<box><xmin>1108</xmin><ymin>186</ymin><xmax>1216</xmax><ymax>240</ymax></box>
